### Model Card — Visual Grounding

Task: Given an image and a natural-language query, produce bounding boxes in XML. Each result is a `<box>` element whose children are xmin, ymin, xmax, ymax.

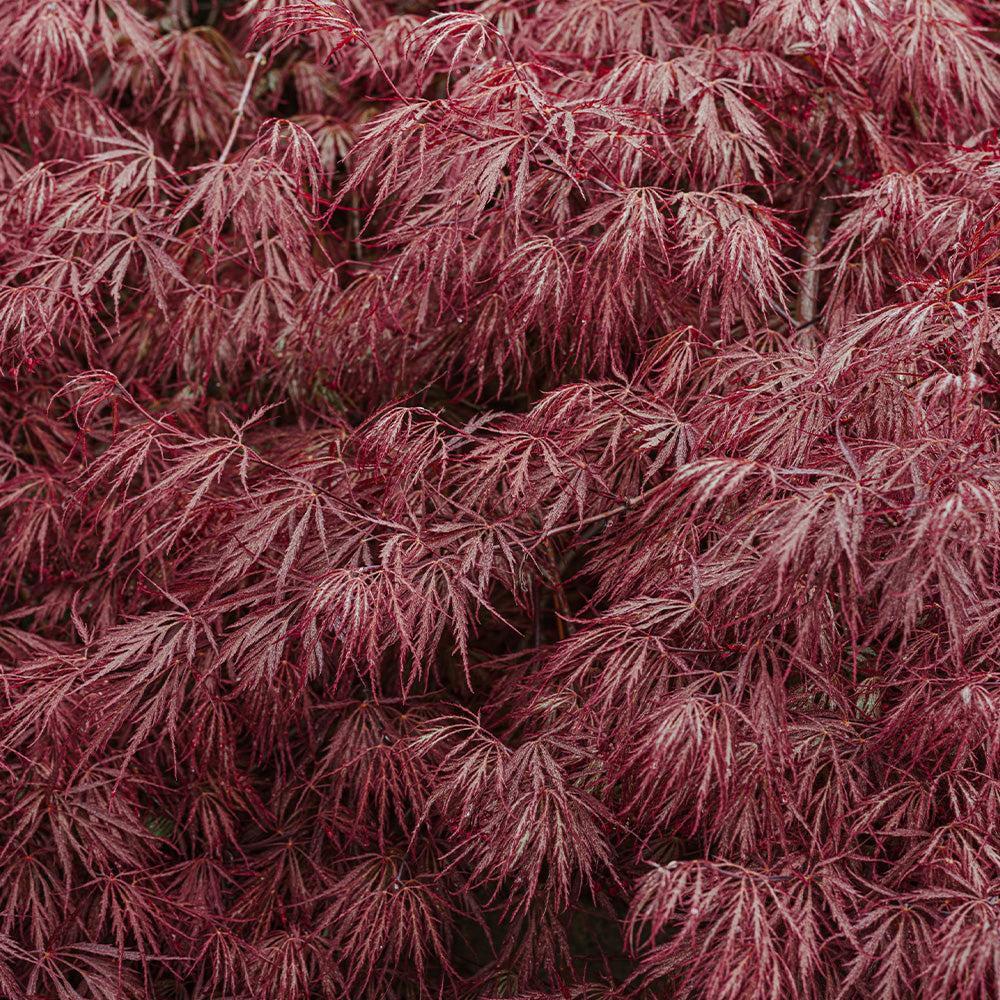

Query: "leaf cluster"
<box><xmin>4</xmin><ymin>1</ymin><xmax>1000</xmax><ymax>999</ymax></box>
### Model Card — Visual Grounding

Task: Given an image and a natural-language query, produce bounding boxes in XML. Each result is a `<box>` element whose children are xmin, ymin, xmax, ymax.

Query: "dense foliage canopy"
<box><xmin>4</xmin><ymin>0</ymin><xmax>1000</xmax><ymax>997</ymax></box>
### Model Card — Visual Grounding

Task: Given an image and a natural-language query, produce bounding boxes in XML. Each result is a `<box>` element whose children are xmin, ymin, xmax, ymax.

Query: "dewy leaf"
<box><xmin>5</xmin><ymin>0</ymin><xmax>1000</xmax><ymax>997</ymax></box>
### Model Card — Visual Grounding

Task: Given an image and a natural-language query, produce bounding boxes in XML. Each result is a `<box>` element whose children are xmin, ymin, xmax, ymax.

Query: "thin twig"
<box><xmin>218</xmin><ymin>48</ymin><xmax>268</xmax><ymax>164</ymax></box>
<box><xmin>544</xmin><ymin>538</ymin><xmax>569</xmax><ymax>641</ymax></box>
<box><xmin>541</xmin><ymin>497</ymin><xmax>641</xmax><ymax>540</ymax></box>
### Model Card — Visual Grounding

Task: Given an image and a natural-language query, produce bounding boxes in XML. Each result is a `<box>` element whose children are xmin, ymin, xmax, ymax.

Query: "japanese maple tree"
<box><xmin>2</xmin><ymin>0</ymin><xmax>1000</xmax><ymax>998</ymax></box>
